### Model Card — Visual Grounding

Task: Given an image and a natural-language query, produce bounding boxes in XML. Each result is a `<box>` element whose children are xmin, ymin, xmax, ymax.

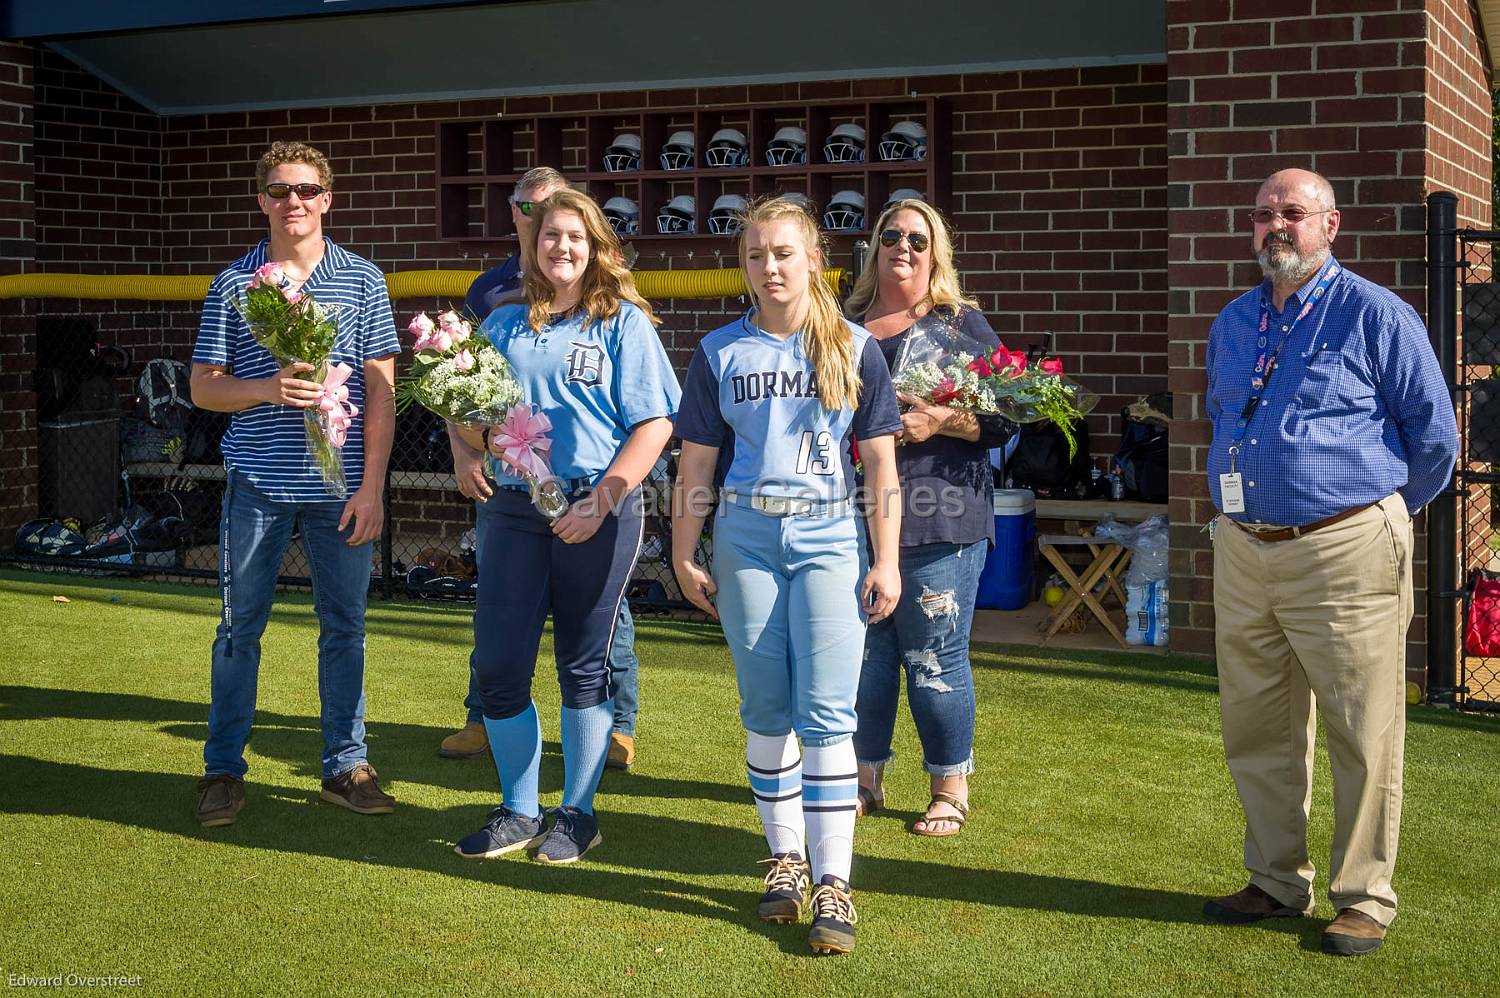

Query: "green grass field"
<box><xmin>0</xmin><ymin>567</ymin><xmax>1497</xmax><ymax>995</ymax></box>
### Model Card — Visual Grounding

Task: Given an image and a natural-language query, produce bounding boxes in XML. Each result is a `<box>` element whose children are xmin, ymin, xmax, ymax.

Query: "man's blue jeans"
<box><xmin>204</xmin><ymin>470</ymin><xmax>373</xmax><ymax>779</ymax></box>
<box><xmin>854</xmin><ymin>540</ymin><xmax>985</xmax><ymax>776</ymax></box>
<box><xmin>464</xmin><ymin>494</ymin><xmax>639</xmax><ymax>734</ymax></box>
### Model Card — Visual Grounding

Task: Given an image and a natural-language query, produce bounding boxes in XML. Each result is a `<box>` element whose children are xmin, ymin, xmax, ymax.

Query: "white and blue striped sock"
<box><xmin>802</xmin><ymin>739</ymin><xmax>859</xmax><ymax>884</ymax></box>
<box><xmin>746</xmin><ymin>731</ymin><xmax>804</xmax><ymax>857</ymax></box>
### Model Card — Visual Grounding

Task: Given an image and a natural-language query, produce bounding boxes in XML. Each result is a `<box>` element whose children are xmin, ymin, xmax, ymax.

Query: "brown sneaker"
<box><xmin>196</xmin><ymin>774</ymin><xmax>245</xmax><ymax>828</ymax></box>
<box><xmin>605</xmin><ymin>731</ymin><xmax>635</xmax><ymax>770</ymax></box>
<box><xmin>320</xmin><ymin>762</ymin><xmax>395</xmax><ymax>815</ymax></box>
<box><xmin>1322</xmin><ymin>908</ymin><xmax>1387</xmax><ymax>956</ymax></box>
<box><xmin>1202</xmin><ymin>883</ymin><xmax>1308</xmax><ymax>925</ymax></box>
<box><xmin>439</xmin><ymin>721</ymin><xmax>489</xmax><ymax>759</ymax></box>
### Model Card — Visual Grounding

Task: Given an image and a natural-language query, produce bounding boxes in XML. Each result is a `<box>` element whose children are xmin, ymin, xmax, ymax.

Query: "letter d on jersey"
<box><xmin>565</xmin><ymin>341</ymin><xmax>606</xmax><ymax>387</ymax></box>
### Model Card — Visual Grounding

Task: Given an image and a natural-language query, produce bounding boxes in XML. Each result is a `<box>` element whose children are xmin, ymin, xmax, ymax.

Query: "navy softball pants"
<box><xmin>472</xmin><ymin>486</ymin><xmax>643</xmax><ymax>720</ymax></box>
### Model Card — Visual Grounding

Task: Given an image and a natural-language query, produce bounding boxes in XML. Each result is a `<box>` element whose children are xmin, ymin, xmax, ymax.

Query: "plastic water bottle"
<box><xmin>1106</xmin><ymin>470</ymin><xmax>1124</xmax><ymax>501</ymax></box>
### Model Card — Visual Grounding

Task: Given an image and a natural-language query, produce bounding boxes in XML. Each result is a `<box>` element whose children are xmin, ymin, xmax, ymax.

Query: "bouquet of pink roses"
<box><xmin>395</xmin><ymin>309</ymin><xmax>523</xmax><ymax>425</ymax></box>
<box><xmin>233</xmin><ymin>261</ymin><xmax>353</xmax><ymax>497</ymax></box>
<box><xmin>891</xmin><ymin>312</ymin><xmax>1098</xmax><ymax>457</ymax></box>
<box><xmin>396</xmin><ymin>310</ymin><xmax>568</xmax><ymax>519</ymax></box>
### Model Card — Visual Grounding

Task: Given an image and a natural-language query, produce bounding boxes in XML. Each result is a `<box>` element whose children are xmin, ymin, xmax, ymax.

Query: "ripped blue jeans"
<box><xmin>853</xmin><ymin>540</ymin><xmax>984</xmax><ymax>776</ymax></box>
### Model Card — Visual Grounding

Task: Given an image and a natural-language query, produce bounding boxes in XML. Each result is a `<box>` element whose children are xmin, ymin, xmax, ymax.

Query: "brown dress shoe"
<box><xmin>196</xmin><ymin>774</ymin><xmax>245</xmax><ymax>828</ymax></box>
<box><xmin>1322</xmin><ymin>908</ymin><xmax>1387</xmax><ymax>956</ymax></box>
<box><xmin>1202</xmin><ymin>883</ymin><xmax>1307</xmax><ymax>924</ymax></box>
<box><xmin>605</xmin><ymin>732</ymin><xmax>635</xmax><ymax>770</ymax></box>
<box><xmin>320</xmin><ymin>762</ymin><xmax>395</xmax><ymax>815</ymax></box>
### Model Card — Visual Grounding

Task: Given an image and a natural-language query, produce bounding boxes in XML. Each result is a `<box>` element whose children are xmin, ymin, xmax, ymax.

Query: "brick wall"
<box><xmin>1166</xmin><ymin>0</ymin><xmax>1491</xmax><ymax>667</ymax></box>
<box><xmin>0</xmin><ymin>40</ymin><xmax>36</xmax><ymax>541</ymax></box>
<box><xmin>1428</xmin><ymin>0</ymin><xmax>1494</xmax><ymax>684</ymax></box>
<box><xmin>17</xmin><ymin>51</ymin><xmax>1169</xmax><ymax>548</ymax></box>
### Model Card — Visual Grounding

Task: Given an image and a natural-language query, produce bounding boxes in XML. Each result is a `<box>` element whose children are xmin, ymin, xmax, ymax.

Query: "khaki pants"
<box><xmin>1212</xmin><ymin>494</ymin><xmax>1412</xmax><ymax>926</ymax></box>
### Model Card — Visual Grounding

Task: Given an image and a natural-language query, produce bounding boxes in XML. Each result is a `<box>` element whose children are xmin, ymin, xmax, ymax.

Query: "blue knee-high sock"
<box><xmin>560</xmin><ymin>699</ymin><xmax>614</xmax><ymax>814</ymax></box>
<box><xmin>483</xmin><ymin>703</ymin><xmax>542</xmax><ymax>819</ymax></box>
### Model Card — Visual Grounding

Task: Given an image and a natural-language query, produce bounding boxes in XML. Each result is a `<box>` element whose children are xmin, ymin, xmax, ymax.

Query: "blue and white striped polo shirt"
<box><xmin>192</xmin><ymin>238</ymin><xmax>401</xmax><ymax>502</ymax></box>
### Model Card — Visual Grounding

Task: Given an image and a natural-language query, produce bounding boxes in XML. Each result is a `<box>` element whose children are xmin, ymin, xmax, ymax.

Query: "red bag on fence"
<box><xmin>1465</xmin><ymin>572</ymin><xmax>1500</xmax><ymax>657</ymax></box>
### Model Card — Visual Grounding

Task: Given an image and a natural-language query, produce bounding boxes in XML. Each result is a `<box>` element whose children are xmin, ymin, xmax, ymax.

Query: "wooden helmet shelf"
<box><xmin>435</xmin><ymin>96</ymin><xmax>951</xmax><ymax>248</ymax></box>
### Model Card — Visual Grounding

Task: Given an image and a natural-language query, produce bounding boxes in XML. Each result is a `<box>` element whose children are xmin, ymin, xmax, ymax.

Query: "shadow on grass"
<box><xmin>971</xmin><ymin>646</ymin><xmax>1221</xmax><ymax>696</ymax></box>
<box><xmin>0</xmin><ymin>754</ymin><xmax>1213</xmax><ymax>946</ymax></box>
<box><xmin>0</xmin><ymin>685</ymin><xmax>750</xmax><ymax>804</ymax></box>
<box><xmin>1406</xmin><ymin>703</ymin><xmax>1500</xmax><ymax>734</ymax></box>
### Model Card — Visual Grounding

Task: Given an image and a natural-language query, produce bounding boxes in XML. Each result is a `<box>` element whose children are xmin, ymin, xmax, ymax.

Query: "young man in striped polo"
<box><xmin>189</xmin><ymin>141</ymin><xmax>401</xmax><ymax>827</ymax></box>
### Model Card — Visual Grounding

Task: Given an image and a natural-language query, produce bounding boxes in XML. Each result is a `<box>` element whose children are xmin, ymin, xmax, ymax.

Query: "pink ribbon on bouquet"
<box><xmin>491</xmin><ymin>403</ymin><xmax>555</xmax><ymax>481</ymax></box>
<box><xmin>316</xmin><ymin>362</ymin><xmax>359</xmax><ymax>448</ymax></box>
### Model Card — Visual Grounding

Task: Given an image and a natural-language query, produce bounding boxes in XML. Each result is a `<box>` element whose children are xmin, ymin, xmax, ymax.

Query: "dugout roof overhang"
<box><xmin>1479</xmin><ymin>1</ymin><xmax>1500</xmax><ymax>82</ymax></box>
<box><xmin>7</xmin><ymin>0</ymin><xmax>1165</xmax><ymax>116</ymax></box>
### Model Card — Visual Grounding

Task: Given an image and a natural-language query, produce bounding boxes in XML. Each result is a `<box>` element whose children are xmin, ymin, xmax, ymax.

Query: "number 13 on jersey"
<box><xmin>796</xmin><ymin>430</ymin><xmax>834</xmax><ymax>476</ymax></box>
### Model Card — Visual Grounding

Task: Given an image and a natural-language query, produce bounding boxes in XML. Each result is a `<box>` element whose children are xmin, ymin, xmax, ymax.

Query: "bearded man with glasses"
<box><xmin>1200</xmin><ymin>168</ymin><xmax>1458</xmax><ymax>956</ymax></box>
<box><xmin>190</xmin><ymin>141</ymin><xmax>401</xmax><ymax>827</ymax></box>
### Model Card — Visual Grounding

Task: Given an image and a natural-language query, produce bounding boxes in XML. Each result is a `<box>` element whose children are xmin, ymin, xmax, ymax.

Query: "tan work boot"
<box><xmin>438</xmin><ymin>721</ymin><xmax>489</xmax><ymax>759</ymax></box>
<box><xmin>605</xmin><ymin>731</ymin><xmax>635</xmax><ymax>770</ymax></box>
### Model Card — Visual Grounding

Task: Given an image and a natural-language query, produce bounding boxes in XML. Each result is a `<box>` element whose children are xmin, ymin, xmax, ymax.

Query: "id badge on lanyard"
<box><xmin>1222</xmin><ymin>259</ymin><xmax>1341</xmax><ymax>516</ymax></box>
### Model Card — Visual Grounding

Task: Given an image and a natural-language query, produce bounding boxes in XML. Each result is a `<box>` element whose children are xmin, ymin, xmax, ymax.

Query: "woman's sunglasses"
<box><xmin>263</xmin><ymin>182</ymin><xmax>328</xmax><ymax>200</ymax></box>
<box><xmin>879</xmin><ymin>229</ymin><xmax>930</xmax><ymax>253</ymax></box>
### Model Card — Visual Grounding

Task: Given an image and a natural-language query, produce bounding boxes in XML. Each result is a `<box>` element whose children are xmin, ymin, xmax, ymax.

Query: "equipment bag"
<box><xmin>1006</xmin><ymin>418</ymin><xmax>1092</xmax><ymax>498</ymax></box>
<box><xmin>1466</xmin><ymin>570</ymin><xmax>1500</xmax><ymax>657</ymax></box>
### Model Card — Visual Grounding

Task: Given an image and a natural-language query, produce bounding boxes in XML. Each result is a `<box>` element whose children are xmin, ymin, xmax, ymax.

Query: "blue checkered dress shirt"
<box><xmin>1206</xmin><ymin>258</ymin><xmax>1459</xmax><ymax>526</ymax></box>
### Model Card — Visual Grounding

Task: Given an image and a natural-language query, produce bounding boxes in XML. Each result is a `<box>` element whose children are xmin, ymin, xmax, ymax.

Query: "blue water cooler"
<box><xmin>975</xmin><ymin>489</ymin><xmax>1036</xmax><ymax>610</ymax></box>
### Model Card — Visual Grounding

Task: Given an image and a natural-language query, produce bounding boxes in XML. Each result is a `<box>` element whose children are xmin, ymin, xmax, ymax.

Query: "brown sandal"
<box><xmin>855</xmin><ymin>785</ymin><xmax>884</xmax><ymax>817</ymax></box>
<box><xmin>911</xmin><ymin>791</ymin><xmax>968</xmax><ymax>837</ymax></box>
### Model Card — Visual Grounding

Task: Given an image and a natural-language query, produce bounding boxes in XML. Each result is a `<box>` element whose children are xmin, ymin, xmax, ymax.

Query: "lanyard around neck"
<box><xmin>1229</xmin><ymin>259</ymin><xmax>1342</xmax><ymax>464</ymax></box>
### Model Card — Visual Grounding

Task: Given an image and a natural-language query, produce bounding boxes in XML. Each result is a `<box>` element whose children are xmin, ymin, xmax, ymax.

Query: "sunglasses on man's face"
<box><xmin>510</xmin><ymin>198</ymin><xmax>538</xmax><ymax>217</ymax></box>
<box><xmin>879</xmin><ymin>229</ymin><xmax>930</xmax><ymax>253</ymax></box>
<box><xmin>263</xmin><ymin>182</ymin><xmax>328</xmax><ymax>200</ymax></box>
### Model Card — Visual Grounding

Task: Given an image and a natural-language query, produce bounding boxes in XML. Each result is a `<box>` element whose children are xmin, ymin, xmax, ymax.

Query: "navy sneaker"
<box><xmin>757</xmin><ymin>852</ymin><xmax>811</xmax><ymax>923</ymax></box>
<box><xmin>808</xmin><ymin>875</ymin><xmax>858</xmax><ymax>954</ymax></box>
<box><xmin>533</xmin><ymin>806</ymin><xmax>602</xmax><ymax>864</ymax></box>
<box><xmin>454</xmin><ymin>806</ymin><xmax>546</xmax><ymax>860</ymax></box>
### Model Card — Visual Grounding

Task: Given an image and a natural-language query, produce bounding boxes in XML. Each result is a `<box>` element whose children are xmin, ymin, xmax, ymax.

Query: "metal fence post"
<box><xmin>381</xmin><ymin>466</ymin><xmax>394</xmax><ymax>600</ymax></box>
<box><xmin>1425</xmin><ymin>190</ymin><xmax>1460</xmax><ymax>705</ymax></box>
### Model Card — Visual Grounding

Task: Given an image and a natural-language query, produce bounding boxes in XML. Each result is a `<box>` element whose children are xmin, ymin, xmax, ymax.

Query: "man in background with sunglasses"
<box><xmin>437</xmin><ymin>167</ymin><xmax>646</xmax><ymax>774</ymax></box>
<box><xmin>1200</xmin><ymin>168</ymin><xmax>1457</xmax><ymax>955</ymax></box>
<box><xmin>190</xmin><ymin>141</ymin><xmax>401</xmax><ymax>828</ymax></box>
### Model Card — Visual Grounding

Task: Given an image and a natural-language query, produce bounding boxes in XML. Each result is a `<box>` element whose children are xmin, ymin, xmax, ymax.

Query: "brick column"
<box><xmin>0</xmin><ymin>39</ymin><xmax>36</xmax><ymax>544</ymax></box>
<box><xmin>1167</xmin><ymin>1</ymin><xmax>1492</xmax><ymax>672</ymax></box>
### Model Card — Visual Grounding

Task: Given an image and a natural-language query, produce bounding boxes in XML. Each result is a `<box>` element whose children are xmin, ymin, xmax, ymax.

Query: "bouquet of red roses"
<box><xmin>891</xmin><ymin>312</ymin><xmax>1098</xmax><ymax>457</ymax></box>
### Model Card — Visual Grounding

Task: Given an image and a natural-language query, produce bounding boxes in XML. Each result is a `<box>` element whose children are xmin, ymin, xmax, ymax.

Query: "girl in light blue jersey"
<box><xmin>449</xmin><ymin>188</ymin><xmax>679</xmax><ymax>865</ymax></box>
<box><xmin>672</xmin><ymin>196</ymin><xmax>903</xmax><ymax>955</ymax></box>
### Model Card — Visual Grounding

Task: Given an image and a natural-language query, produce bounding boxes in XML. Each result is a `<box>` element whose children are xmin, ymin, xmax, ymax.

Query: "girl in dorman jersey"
<box><xmin>449</xmin><ymin>188</ymin><xmax>679</xmax><ymax>866</ymax></box>
<box><xmin>671</xmin><ymin>196</ymin><xmax>903</xmax><ymax>955</ymax></box>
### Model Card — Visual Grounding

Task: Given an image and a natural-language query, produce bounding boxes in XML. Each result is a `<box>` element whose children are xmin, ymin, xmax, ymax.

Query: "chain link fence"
<box><xmin>1455</xmin><ymin>236</ymin><xmax>1500</xmax><ymax>708</ymax></box>
<box><xmin>9</xmin><ymin>308</ymin><xmax>720</xmax><ymax>616</ymax></box>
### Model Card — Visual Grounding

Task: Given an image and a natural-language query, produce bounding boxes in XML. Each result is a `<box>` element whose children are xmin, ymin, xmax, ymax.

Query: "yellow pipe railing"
<box><xmin>0</xmin><ymin>268</ymin><xmax>847</xmax><ymax>303</ymax></box>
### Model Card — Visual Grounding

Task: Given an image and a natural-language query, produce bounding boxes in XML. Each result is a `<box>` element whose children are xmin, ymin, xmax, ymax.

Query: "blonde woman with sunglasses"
<box><xmin>843</xmin><ymin>199</ymin><xmax>1014</xmax><ymax>838</ymax></box>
